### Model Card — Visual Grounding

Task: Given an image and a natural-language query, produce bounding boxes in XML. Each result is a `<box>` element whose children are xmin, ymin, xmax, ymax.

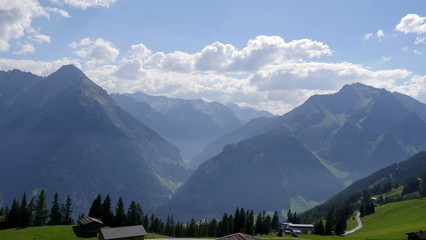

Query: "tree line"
<box><xmin>86</xmin><ymin>194</ymin><xmax>282</xmax><ymax>237</ymax></box>
<box><xmin>0</xmin><ymin>190</ymin><xmax>72</xmax><ymax>228</ymax></box>
<box><xmin>0</xmin><ymin>192</ymin><xmax>283</xmax><ymax>237</ymax></box>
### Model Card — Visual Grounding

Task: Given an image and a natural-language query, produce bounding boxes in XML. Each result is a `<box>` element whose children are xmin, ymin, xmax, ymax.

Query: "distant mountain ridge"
<box><xmin>0</xmin><ymin>65</ymin><xmax>190</xmax><ymax>214</ymax></box>
<box><xmin>111</xmin><ymin>92</ymin><xmax>274</xmax><ymax>167</ymax></box>
<box><xmin>158</xmin><ymin>83</ymin><xmax>426</xmax><ymax>220</ymax></box>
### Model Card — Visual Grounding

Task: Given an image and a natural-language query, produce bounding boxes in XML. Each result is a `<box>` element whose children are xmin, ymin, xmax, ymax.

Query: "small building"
<box><xmin>406</xmin><ymin>230</ymin><xmax>426</xmax><ymax>240</ymax></box>
<box><xmin>282</xmin><ymin>222</ymin><xmax>314</xmax><ymax>234</ymax></box>
<box><xmin>99</xmin><ymin>225</ymin><xmax>147</xmax><ymax>240</ymax></box>
<box><xmin>77</xmin><ymin>217</ymin><xmax>104</xmax><ymax>233</ymax></box>
<box><xmin>216</xmin><ymin>232</ymin><xmax>266</xmax><ymax>240</ymax></box>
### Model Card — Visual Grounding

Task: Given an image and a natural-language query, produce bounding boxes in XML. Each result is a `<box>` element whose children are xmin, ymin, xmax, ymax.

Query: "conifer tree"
<box><xmin>62</xmin><ymin>195</ymin><xmax>73</xmax><ymax>225</ymax></box>
<box><xmin>127</xmin><ymin>200</ymin><xmax>143</xmax><ymax>225</ymax></box>
<box><xmin>49</xmin><ymin>192</ymin><xmax>62</xmax><ymax>225</ymax></box>
<box><xmin>19</xmin><ymin>193</ymin><xmax>31</xmax><ymax>226</ymax></box>
<box><xmin>34</xmin><ymin>189</ymin><xmax>48</xmax><ymax>226</ymax></box>
<box><xmin>88</xmin><ymin>194</ymin><xmax>102</xmax><ymax>219</ymax></box>
<box><xmin>271</xmin><ymin>211</ymin><xmax>280</xmax><ymax>230</ymax></box>
<box><xmin>242</xmin><ymin>210</ymin><xmax>254</xmax><ymax>235</ymax></box>
<box><xmin>113</xmin><ymin>197</ymin><xmax>126</xmax><ymax>227</ymax></box>
<box><xmin>102</xmin><ymin>195</ymin><xmax>114</xmax><ymax>226</ymax></box>
<box><xmin>7</xmin><ymin>199</ymin><xmax>20</xmax><ymax>227</ymax></box>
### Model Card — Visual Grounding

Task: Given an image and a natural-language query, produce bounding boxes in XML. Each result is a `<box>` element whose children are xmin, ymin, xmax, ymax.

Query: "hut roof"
<box><xmin>78</xmin><ymin>217</ymin><xmax>103</xmax><ymax>226</ymax></box>
<box><xmin>100</xmin><ymin>225</ymin><xmax>147</xmax><ymax>240</ymax></box>
<box><xmin>216</xmin><ymin>233</ymin><xmax>266</xmax><ymax>240</ymax></box>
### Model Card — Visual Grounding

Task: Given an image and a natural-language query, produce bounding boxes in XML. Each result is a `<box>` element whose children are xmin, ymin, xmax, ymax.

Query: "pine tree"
<box><xmin>19</xmin><ymin>192</ymin><xmax>31</xmax><ymax>227</ymax></box>
<box><xmin>164</xmin><ymin>215</ymin><xmax>175</xmax><ymax>237</ymax></box>
<box><xmin>113</xmin><ymin>197</ymin><xmax>126</xmax><ymax>227</ymax></box>
<box><xmin>88</xmin><ymin>194</ymin><xmax>102</xmax><ymax>219</ymax></box>
<box><xmin>242</xmin><ymin>210</ymin><xmax>254</xmax><ymax>235</ymax></box>
<box><xmin>271</xmin><ymin>211</ymin><xmax>280</xmax><ymax>231</ymax></box>
<box><xmin>286</xmin><ymin>209</ymin><xmax>292</xmax><ymax>223</ymax></box>
<box><xmin>313</xmin><ymin>220</ymin><xmax>325</xmax><ymax>235</ymax></box>
<box><xmin>49</xmin><ymin>192</ymin><xmax>62</xmax><ymax>225</ymax></box>
<box><xmin>127</xmin><ymin>201</ymin><xmax>143</xmax><ymax>226</ymax></box>
<box><xmin>7</xmin><ymin>199</ymin><xmax>20</xmax><ymax>228</ymax></box>
<box><xmin>208</xmin><ymin>218</ymin><xmax>218</xmax><ymax>237</ymax></box>
<box><xmin>325</xmin><ymin>211</ymin><xmax>333</xmax><ymax>235</ymax></box>
<box><xmin>334</xmin><ymin>215</ymin><xmax>347</xmax><ymax>236</ymax></box>
<box><xmin>34</xmin><ymin>189</ymin><xmax>48</xmax><ymax>226</ymax></box>
<box><xmin>102</xmin><ymin>195</ymin><xmax>114</xmax><ymax>226</ymax></box>
<box><xmin>62</xmin><ymin>195</ymin><xmax>73</xmax><ymax>225</ymax></box>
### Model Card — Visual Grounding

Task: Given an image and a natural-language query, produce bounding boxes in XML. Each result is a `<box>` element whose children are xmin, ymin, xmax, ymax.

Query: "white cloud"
<box><xmin>382</xmin><ymin>56</ymin><xmax>391</xmax><ymax>62</ymax></box>
<box><xmin>0</xmin><ymin>0</ymin><xmax>48</xmax><ymax>51</ymax></box>
<box><xmin>114</xmin><ymin>58</ymin><xmax>146</xmax><ymax>80</ymax></box>
<box><xmin>129</xmin><ymin>43</ymin><xmax>152</xmax><ymax>59</ymax></box>
<box><xmin>396</xmin><ymin>14</ymin><xmax>426</xmax><ymax>34</ymax></box>
<box><xmin>0</xmin><ymin>57</ymin><xmax>81</xmax><ymax>76</ymax></box>
<box><xmin>49</xmin><ymin>0</ymin><xmax>117</xmax><ymax>9</ymax></box>
<box><xmin>228</xmin><ymin>36</ymin><xmax>332</xmax><ymax>71</ymax></box>
<box><xmin>363</xmin><ymin>33</ymin><xmax>373</xmax><ymax>41</ymax></box>
<box><xmin>377</xmin><ymin>29</ymin><xmax>385</xmax><ymax>38</ymax></box>
<box><xmin>401</xmin><ymin>46</ymin><xmax>409</xmax><ymax>52</ymax></box>
<box><xmin>250</xmin><ymin>62</ymin><xmax>411</xmax><ymax>92</ymax></box>
<box><xmin>13</xmin><ymin>42</ymin><xmax>35</xmax><ymax>55</ymax></box>
<box><xmin>45</xmin><ymin>7</ymin><xmax>71</xmax><ymax>18</ymax></box>
<box><xmin>70</xmin><ymin>38</ymin><xmax>120</xmax><ymax>66</ymax></box>
<box><xmin>415</xmin><ymin>37</ymin><xmax>426</xmax><ymax>45</ymax></box>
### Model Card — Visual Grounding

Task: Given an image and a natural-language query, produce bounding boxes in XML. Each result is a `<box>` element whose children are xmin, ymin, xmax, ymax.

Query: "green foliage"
<box><xmin>49</xmin><ymin>193</ymin><xmax>62</xmax><ymax>225</ymax></box>
<box><xmin>34</xmin><ymin>190</ymin><xmax>48</xmax><ymax>226</ymax></box>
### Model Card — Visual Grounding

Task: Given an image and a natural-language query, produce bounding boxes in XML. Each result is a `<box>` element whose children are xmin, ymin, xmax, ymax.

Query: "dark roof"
<box><xmin>77</xmin><ymin>217</ymin><xmax>103</xmax><ymax>226</ymax></box>
<box><xmin>216</xmin><ymin>233</ymin><xmax>266</xmax><ymax>240</ymax></box>
<box><xmin>406</xmin><ymin>230</ymin><xmax>426</xmax><ymax>239</ymax></box>
<box><xmin>100</xmin><ymin>225</ymin><xmax>147</xmax><ymax>240</ymax></box>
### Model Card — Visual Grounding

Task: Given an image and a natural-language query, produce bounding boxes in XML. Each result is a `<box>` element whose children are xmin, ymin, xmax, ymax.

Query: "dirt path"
<box><xmin>343</xmin><ymin>211</ymin><xmax>362</xmax><ymax>235</ymax></box>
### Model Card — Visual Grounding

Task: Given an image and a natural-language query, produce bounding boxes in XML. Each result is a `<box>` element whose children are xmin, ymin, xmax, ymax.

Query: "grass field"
<box><xmin>1</xmin><ymin>199</ymin><xmax>425</xmax><ymax>240</ymax></box>
<box><xmin>0</xmin><ymin>225</ymin><xmax>168</xmax><ymax>240</ymax></box>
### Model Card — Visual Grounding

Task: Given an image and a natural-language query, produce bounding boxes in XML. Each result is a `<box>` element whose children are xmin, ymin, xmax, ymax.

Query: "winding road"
<box><xmin>343</xmin><ymin>211</ymin><xmax>362</xmax><ymax>235</ymax></box>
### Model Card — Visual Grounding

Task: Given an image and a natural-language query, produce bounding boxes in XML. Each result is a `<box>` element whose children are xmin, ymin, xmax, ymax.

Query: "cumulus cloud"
<box><xmin>377</xmin><ymin>29</ymin><xmax>385</xmax><ymax>38</ymax></box>
<box><xmin>250</xmin><ymin>62</ymin><xmax>412</xmax><ymax>92</ymax></box>
<box><xmin>0</xmin><ymin>0</ymin><xmax>48</xmax><ymax>51</ymax></box>
<box><xmin>114</xmin><ymin>58</ymin><xmax>146</xmax><ymax>80</ymax></box>
<box><xmin>415</xmin><ymin>37</ymin><xmax>426</xmax><ymax>45</ymax></box>
<box><xmin>13</xmin><ymin>42</ymin><xmax>35</xmax><ymax>55</ymax></box>
<box><xmin>49</xmin><ymin>0</ymin><xmax>117</xmax><ymax>9</ymax></box>
<box><xmin>70</xmin><ymin>38</ymin><xmax>120</xmax><ymax>66</ymax></box>
<box><xmin>0</xmin><ymin>57</ymin><xmax>81</xmax><ymax>76</ymax></box>
<box><xmin>396</xmin><ymin>14</ymin><xmax>426</xmax><ymax>34</ymax></box>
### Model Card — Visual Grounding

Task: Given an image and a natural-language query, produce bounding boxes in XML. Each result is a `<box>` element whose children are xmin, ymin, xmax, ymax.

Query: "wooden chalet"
<box><xmin>406</xmin><ymin>230</ymin><xmax>426</xmax><ymax>240</ymax></box>
<box><xmin>99</xmin><ymin>225</ymin><xmax>147</xmax><ymax>240</ymax></box>
<box><xmin>77</xmin><ymin>217</ymin><xmax>103</xmax><ymax>233</ymax></box>
<box><xmin>216</xmin><ymin>232</ymin><xmax>266</xmax><ymax>240</ymax></box>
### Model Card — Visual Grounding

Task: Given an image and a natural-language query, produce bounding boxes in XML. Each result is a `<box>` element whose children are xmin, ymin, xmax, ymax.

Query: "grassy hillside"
<box><xmin>0</xmin><ymin>225</ymin><xmax>167</xmax><ymax>240</ymax></box>
<box><xmin>349</xmin><ymin>198</ymin><xmax>426</xmax><ymax>240</ymax></box>
<box><xmin>266</xmin><ymin>198</ymin><xmax>426</xmax><ymax>240</ymax></box>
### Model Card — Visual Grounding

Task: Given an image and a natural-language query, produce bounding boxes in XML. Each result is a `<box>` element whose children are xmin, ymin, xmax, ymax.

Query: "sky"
<box><xmin>0</xmin><ymin>0</ymin><xmax>426</xmax><ymax>114</ymax></box>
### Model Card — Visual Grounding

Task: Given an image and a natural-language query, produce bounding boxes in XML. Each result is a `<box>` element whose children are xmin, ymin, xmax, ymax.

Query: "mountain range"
<box><xmin>2</xmin><ymin>65</ymin><xmax>426</xmax><ymax>223</ymax></box>
<box><xmin>0</xmin><ymin>65</ymin><xmax>190</xmax><ymax>213</ymax></box>
<box><xmin>111</xmin><ymin>92</ymin><xmax>273</xmax><ymax>168</ymax></box>
<box><xmin>156</xmin><ymin>83</ymin><xmax>426</xmax><ymax>220</ymax></box>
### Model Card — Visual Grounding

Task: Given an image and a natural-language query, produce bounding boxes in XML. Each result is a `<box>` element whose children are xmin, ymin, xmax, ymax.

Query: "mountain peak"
<box><xmin>48</xmin><ymin>64</ymin><xmax>87</xmax><ymax>82</ymax></box>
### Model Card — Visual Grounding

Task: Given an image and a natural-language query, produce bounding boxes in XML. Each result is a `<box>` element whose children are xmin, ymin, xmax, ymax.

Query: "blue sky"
<box><xmin>1</xmin><ymin>0</ymin><xmax>426</xmax><ymax>114</ymax></box>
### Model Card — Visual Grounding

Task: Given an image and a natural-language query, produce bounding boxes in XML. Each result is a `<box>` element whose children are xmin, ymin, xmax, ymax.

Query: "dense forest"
<box><xmin>0</xmin><ymin>192</ymin><xmax>283</xmax><ymax>238</ymax></box>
